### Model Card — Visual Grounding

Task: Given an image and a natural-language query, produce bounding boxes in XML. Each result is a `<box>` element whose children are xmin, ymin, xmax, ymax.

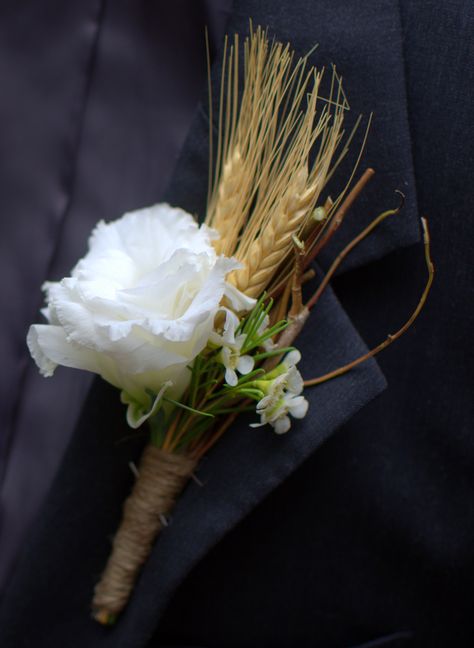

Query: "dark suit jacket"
<box><xmin>0</xmin><ymin>1</ymin><xmax>472</xmax><ymax>647</ymax></box>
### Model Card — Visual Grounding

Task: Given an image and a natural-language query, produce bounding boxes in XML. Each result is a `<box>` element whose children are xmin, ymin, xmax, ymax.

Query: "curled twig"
<box><xmin>305</xmin><ymin>191</ymin><xmax>405</xmax><ymax>311</ymax></box>
<box><xmin>304</xmin><ymin>217</ymin><xmax>434</xmax><ymax>387</ymax></box>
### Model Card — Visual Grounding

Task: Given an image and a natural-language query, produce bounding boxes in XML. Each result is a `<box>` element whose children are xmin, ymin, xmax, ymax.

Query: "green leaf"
<box><xmin>252</xmin><ymin>346</ymin><xmax>295</xmax><ymax>361</ymax></box>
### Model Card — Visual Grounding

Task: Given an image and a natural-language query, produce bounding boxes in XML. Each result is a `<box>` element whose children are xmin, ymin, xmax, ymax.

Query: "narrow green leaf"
<box><xmin>253</xmin><ymin>346</ymin><xmax>295</xmax><ymax>361</ymax></box>
<box><xmin>163</xmin><ymin>397</ymin><xmax>215</xmax><ymax>418</ymax></box>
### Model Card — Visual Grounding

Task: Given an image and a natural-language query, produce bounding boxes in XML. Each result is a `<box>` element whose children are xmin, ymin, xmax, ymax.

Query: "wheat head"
<box><xmin>229</xmin><ymin>167</ymin><xmax>320</xmax><ymax>297</ymax></box>
<box><xmin>210</xmin><ymin>147</ymin><xmax>243</xmax><ymax>255</ymax></box>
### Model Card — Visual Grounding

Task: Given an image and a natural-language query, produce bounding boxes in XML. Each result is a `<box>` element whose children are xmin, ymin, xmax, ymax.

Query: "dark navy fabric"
<box><xmin>153</xmin><ymin>2</ymin><xmax>474</xmax><ymax>646</ymax></box>
<box><xmin>0</xmin><ymin>285</ymin><xmax>385</xmax><ymax>647</ymax></box>
<box><xmin>0</xmin><ymin>0</ymin><xmax>472</xmax><ymax>646</ymax></box>
<box><xmin>0</xmin><ymin>0</ymin><xmax>231</xmax><ymax>592</ymax></box>
<box><xmin>0</xmin><ymin>0</ymin><xmax>103</xmax><ymax>587</ymax></box>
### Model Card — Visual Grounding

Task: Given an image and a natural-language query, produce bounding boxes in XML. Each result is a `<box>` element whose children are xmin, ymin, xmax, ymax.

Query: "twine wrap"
<box><xmin>92</xmin><ymin>445</ymin><xmax>197</xmax><ymax>624</ymax></box>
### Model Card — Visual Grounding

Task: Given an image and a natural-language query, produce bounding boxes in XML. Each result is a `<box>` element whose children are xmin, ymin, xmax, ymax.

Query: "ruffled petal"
<box><xmin>27</xmin><ymin>324</ymin><xmax>100</xmax><ymax>377</ymax></box>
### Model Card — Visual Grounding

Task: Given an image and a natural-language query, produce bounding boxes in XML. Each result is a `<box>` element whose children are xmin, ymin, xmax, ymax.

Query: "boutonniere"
<box><xmin>27</xmin><ymin>25</ymin><xmax>433</xmax><ymax>625</ymax></box>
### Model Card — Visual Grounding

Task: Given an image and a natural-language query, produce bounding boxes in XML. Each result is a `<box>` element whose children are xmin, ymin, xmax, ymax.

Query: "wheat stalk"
<box><xmin>206</xmin><ymin>25</ymin><xmax>354</xmax><ymax>297</ymax></box>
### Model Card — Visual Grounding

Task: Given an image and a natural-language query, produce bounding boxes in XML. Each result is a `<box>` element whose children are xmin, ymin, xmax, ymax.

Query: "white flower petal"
<box><xmin>220</xmin><ymin>346</ymin><xmax>232</xmax><ymax>365</ymax></box>
<box><xmin>289</xmin><ymin>396</ymin><xmax>309</xmax><ymax>419</ymax></box>
<box><xmin>237</xmin><ymin>354</ymin><xmax>254</xmax><ymax>375</ymax></box>
<box><xmin>284</xmin><ymin>349</ymin><xmax>301</xmax><ymax>367</ymax></box>
<box><xmin>256</xmin><ymin>394</ymin><xmax>273</xmax><ymax>410</ymax></box>
<box><xmin>27</xmin><ymin>324</ymin><xmax>100</xmax><ymax>377</ymax></box>
<box><xmin>223</xmin><ymin>280</ymin><xmax>256</xmax><ymax>312</ymax></box>
<box><xmin>225</xmin><ymin>367</ymin><xmax>239</xmax><ymax>386</ymax></box>
<box><xmin>222</xmin><ymin>308</ymin><xmax>240</xmax><ymax>344</ymax></box>
<box><xmin>286</xmin><ymin>367</ymin><xmax>304</xmax><ymax>395</ymax></box>
<box><xmin>274</xmin><ymin>416</ymin><xmax>291</xmax><ymax>434</ymax></box>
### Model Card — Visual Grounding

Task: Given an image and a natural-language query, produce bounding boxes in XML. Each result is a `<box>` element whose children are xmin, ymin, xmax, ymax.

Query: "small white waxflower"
<box><xmin>250</xmin><ymin>349</ymin><xmax>308</xmax><ymax>434</ymax></box>
<box><xmin>210</xmin><ymin>309</ymin><xmax>255</xmax><ymax>386</ymax></box>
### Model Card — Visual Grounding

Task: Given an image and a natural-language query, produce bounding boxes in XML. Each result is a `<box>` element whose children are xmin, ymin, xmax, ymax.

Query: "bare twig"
<box><xmin>289</xmin><ymin>239</ymin><xmax>305</xmax><ymax>317</ymax></box>
<box><xmin>304</xmin><ymin>218</ymin><xmax>434</xmax><ymax>387</ymax></box>
<box><xmin>303</xmin><ymin>167</ymin><xmax>375</xmax><ymax>268</ymax></box>
<box><xmin>268</xmin><ymin>168</ymin><xmax>374</xmax><ymax>301</ymax></box>
<box><xmin>305</xmin><ymin>191</ymin><xmax>405</xmax><ymax>311</ymax></box>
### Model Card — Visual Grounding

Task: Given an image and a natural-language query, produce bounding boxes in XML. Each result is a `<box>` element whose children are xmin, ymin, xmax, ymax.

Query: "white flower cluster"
<box><xmin>251</xmin><ymin>350</ymin><xmax>308</xmax><ymax>434</ymax></box>
<box><xmin>210</xmin><ymin>309</ymin><xmax>255</xmax><ymax>386</ymax></box>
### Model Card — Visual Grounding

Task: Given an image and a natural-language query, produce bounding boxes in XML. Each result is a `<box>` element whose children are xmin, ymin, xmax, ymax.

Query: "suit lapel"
<box><xmin>0</xmin><ymin>286</ymin><xmax>385</xmax><ymax>648</ymax></box>
<box><xmin>0</xmin><ymin>1</ymin><xmax>418</xmax><ymax>646</ymax></box>
<box><xmin>114</xmin><ymin>286</ymin><xmax>387</xmax><ymax>648</ymax></box>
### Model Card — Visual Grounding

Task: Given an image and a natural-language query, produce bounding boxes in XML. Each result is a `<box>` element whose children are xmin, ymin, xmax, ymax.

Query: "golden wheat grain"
<box><xmin>210</xmin><ymin>147</ymin><xmax>243</xmax><ymax>255</ymax></box>
<box><xmin>230</xmin><ymin>167</ymin><xmax>322</xmax><ymax>297</ymax></box>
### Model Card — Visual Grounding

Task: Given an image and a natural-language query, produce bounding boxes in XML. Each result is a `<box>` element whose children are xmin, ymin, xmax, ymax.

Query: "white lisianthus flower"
<box><xmin>27</xmin><ymin>203</ymin><xmax>254</xmax><ymax>428</ymax></box>
<box><xmin>250</xmin><ymin>349</ymin><xmax>308</xmax><ymax>434</ymax></box>
<box><xmin>210</xmin><ymin>309</ymin><xmax>254</xmax><ymax>386</ymax></box>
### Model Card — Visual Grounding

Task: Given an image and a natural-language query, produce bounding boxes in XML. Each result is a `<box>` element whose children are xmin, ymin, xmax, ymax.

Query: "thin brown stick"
<box><xmin>305</xmin><ymin>191</ymin><xmax>405</xmax><ymax>311</ymax></box>
<box><xmin>267</xmin><ymin>262</ymin><xmax>316</xmax><ymax>301</ymax></box>
<box><xmin>289</xmin><ymin>241</ymin><xmax>305</xmax><ymax>318</ymax></box>
<box><xmin>161</xmin><ymin>411</ymin><xmax>182</xmax><ymax>452</ymax></box>
<box><xmin>302</xmin><ymin>268</ymin><xmax>316</xmax><ymax>284</ymax></box>
<box><xmin>268</xmin><ymin>169</ymin><xmax>374</xmax><ymax>301</ymax></box>
<box><xmin>192</xmin><ymin>410</ymin><xmax>241</xmax><ymax>460</ymax></box>
<box><xmin>304</xmin><ymin>218</ymin><xmax>434</xmax><ymax>387</ymax></box>
<box><xmin>271</xmin><ymin>277</ymin><xmax>293</xmax><ymax>326</ymax></box>
<box><xmin>304</xmin><ymin>167</ymin><xmax>375</xmax><ymax>268</ymax></box>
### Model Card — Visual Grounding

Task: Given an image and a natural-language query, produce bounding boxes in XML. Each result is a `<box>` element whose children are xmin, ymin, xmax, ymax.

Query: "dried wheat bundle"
<box><xmin>206</xmin><ymin>25</ymin><xmax>359</xmax><ymax>299</ymax></box>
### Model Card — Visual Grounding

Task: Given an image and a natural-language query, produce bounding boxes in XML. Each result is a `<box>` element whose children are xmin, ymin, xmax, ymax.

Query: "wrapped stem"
<box><xmin>92</xmin><ymin>445</ymin><xmax>197</xmax><ymax>624</ymax></box>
